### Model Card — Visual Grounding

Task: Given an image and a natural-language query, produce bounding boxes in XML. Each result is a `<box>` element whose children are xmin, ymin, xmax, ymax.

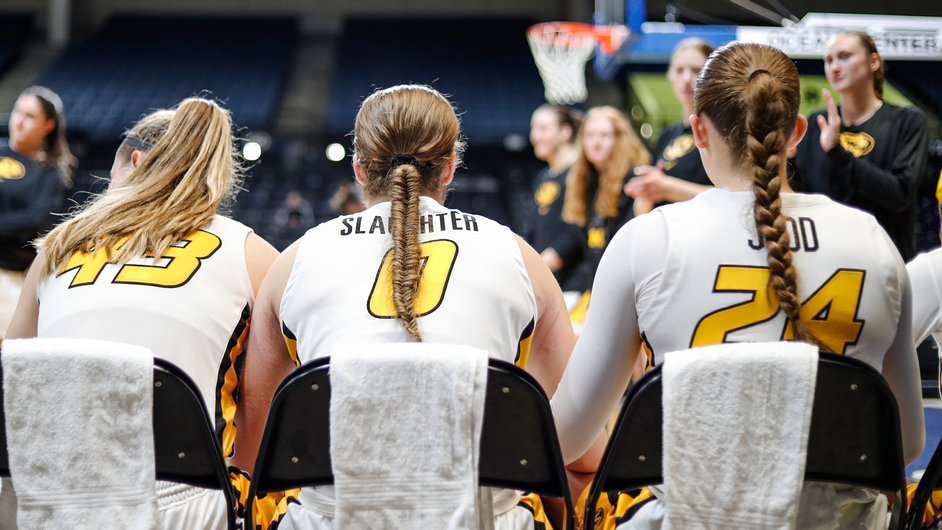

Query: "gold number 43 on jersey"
<box><xmin>691</xmin><ymin>265</ymin><xmax>865</xmax><ymax>353</ymax></box>
<box><xmin>368</xmin><ymin>239</ymin><xmax>458</xmax><ymax>319</ymax></box>
<box><xmin>60</xmin><ymin>230</ymin><xmax>221</xmax><ymax>288</ymax></box>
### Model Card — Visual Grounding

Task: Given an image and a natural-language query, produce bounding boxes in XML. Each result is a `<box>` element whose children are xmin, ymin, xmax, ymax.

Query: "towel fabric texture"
<box><xmin>661</xmin><ymin>341</ymin><xmax>819</xmax><ymax>530</ymax></box>
<box><xmin>1</xmin><ymin>338</ymin><xmax>158</xmax><ymax>530</ymax></box>
<box><xmin>328</xmin><ymin>343</ymin><xmax>490</xmax><ymax>530</ymax></box>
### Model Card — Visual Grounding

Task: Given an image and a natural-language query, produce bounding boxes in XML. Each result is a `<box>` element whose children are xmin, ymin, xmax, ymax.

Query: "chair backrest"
<box><xmin>0</xmin><ymin>356</ymin><xmax>237</xmax><ymax>530</ymax></box>
<box><xmin>247</xmin><ymin>356</ymin><xmax>575</xmax><ymax>529</ymax></box>
<box><xmin>586</xmin><ymin>352</ymin><xmax>907</xmax><ymax>530</ymax></box>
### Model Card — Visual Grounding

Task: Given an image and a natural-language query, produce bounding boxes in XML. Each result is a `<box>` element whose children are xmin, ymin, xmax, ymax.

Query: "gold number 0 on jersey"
<box><xmin>367</xmin><ymin>239</ymin><xmax>459</xmax><ymax>319</ymax></box>
<box><xmin>690</xmin><ymin>265</ymin><xmax>865</xmax><ymax>353</ymax></box>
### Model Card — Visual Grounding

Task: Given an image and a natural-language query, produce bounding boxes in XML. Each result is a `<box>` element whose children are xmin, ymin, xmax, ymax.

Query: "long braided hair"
<box><xmin>695</xmin><ymin>43</ymin><xmax>830</xmax><ymax>351</ymax></box>
<box><xmin>353</xmin><ymin>85</ymin><xmax>465</xmax><ymax>341</ymax></box>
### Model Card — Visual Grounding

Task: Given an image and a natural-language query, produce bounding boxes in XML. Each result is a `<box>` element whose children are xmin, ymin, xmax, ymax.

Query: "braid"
<box><xmin>388</xmin><ymin>164</ymin><xmax>424</xmax><ymax>341</ymax></box>
<box><xmin>744</xmin><ymin>74</ymin><xmax>832</xmax><ymax>352</ymax></box>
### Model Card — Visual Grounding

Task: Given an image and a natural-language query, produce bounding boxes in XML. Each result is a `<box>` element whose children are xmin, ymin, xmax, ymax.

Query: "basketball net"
<box><xmin>527</xmin><ymin>22</ymin><xmax>628</xmax><ymax>105</ymax></box>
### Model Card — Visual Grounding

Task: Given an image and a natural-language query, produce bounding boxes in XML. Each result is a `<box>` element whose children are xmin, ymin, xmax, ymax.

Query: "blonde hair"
<box><xmin>696</xmin><ymin>42</ymin><xmax>829</xmax><ymax>351</ymax></box>
<box><xmin>39</xmin><ymin>98</ymin><xmax>241</xmax><ymax>280</ymax></box>
<box><xmin>562</xmin><ymin>106</ymin><xmax>650</xmax><ymax>226</ymax></box>
<box><xmin>670</xmin><ymin>37</ymin><xmax>715</xmax><ymax>66</ymax></box>
<box><xmin>354</xmin><ymin>85</ymin><xmax>465</xmax><ymax>342</ymax></box>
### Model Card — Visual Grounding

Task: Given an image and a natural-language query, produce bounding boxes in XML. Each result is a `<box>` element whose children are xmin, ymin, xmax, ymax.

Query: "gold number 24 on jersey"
<box><xmin>59</xmin><ymin>230</ymin><xmax>221</xmax><ymax>288</ymax></box>
<box><xmin>691</xmin><ymin>265</ymin><xmax>865</xmax><ymax>353</ymax></box>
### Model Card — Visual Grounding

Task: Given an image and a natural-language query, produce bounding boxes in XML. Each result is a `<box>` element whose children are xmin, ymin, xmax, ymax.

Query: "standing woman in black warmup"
<box><xmin>523</xmin><ymin>104</ymin><xmax>585</xmax><ymax>289</ymax></box>
<box><xmin>562</xmin><ymin>106</ymin><xmax>650</xmax><ymax>304</ymax></box>
<box><xmin>795</xmin><ymin>30</ymin><xmax>928</xmax><ymax>261</ymax></box>
<box><xmin>0</xmin><ymin>86</ymin><xmax>73</xmax><ymax>338</ymax></box>
<box><xmin>625</xmin><ymin>38</ymin><xmax>714</xmax><ymax>214</ymax></box>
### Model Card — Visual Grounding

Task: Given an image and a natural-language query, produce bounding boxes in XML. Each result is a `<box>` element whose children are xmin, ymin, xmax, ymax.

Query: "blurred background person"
<box><xmin>271</xmin><ymin>189</ymin><xmax>316</xmax><ymax>250</ymax></box>
<box><xmin>0</xmin><ymin>86</ymin><xmax>74</xmax><ymax>339</ymax></box>
<box><xmin>625</xmin><ymin>38</ymin><xmax>714</xmax><ymax>214</ymax></box>
<box><xmin>521</xmin><ymin>104</ymin><xmax>585</xmax><ymax>290</ymax></box>
<box><xmin>794</xmin><ymin>30</ymin><xmax>929</xmax><ymax>261</ymax></box>
<box><xmin>562</xmin><ymin>106</ymin><xmax>650</xmax><ymax>308</ymax></box>
<box><xmin>329</xmin><ymin>181</ymin><xmax>366</xmax><ymax>216</ymax></box>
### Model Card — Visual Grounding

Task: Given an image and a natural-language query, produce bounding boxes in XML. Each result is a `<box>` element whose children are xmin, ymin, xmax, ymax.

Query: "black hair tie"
<box><xmin>121</xmin><ymin>136</ymin><xmax>154</xmax><ymax>151</ymax></box>
<box><xmin>390</xmin><ymin>154</ymin><xmax>418</xmax><ymax>168</ymax></box>
<box><xmin>748</xmin><ymin>69</ymin><xmax>772</xmax><ymax>81</ymax></box>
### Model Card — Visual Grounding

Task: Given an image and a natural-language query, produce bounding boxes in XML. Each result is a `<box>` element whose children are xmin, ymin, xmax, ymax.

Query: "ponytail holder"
<box><xmin>748</xmin><ymin>69</ymin><xmax>772</xmax><ymax>81</ymax></box>
<box><xmin>390</xmin><ymin>154</ymin><xmax>418</xmax><ymax>169</ymax></box>
<box><xmin>121</xmin><ymin>136</ymin><xmax>154</xmax><ymax>152</ymax></box>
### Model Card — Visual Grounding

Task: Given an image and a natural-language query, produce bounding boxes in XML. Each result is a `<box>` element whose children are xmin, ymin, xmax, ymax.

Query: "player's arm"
<box><xmin>244</xmin><ymin>231</ymin><xmax>280</xmax><ymax>297</ymax></box>
<box><xmin>515</xmin><ymin>234</ymin><xmax>607</xmax><ymax>469</ymax></box>
<box><xmin>6</xmin><ymin>249</ymin><xmax>46</xmax><ymax>340</ymax></box>
<box><xmin>231</xmin><ymin>241</ymin><xmax>301</xmax><ymax>474</ymax></box>
<box><xmin>551</xmin><ymin>216</ymin><xmax>657</xmax><ymax>465</ymax></box>
<box><xmin>884</xmin><ymin>252</ymin><xmax>926</xmax><ymax>465</ymax></box>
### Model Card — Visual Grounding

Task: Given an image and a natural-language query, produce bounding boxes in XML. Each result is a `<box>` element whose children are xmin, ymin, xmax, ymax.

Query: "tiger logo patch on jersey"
<box><xmin>839</xmin><ymin>132</ymin><xmax>875</xmax><ymax>158</ymax></box>
<box><xmin>661</xmin><ymin>134</ymin><xmax>695</xmax><ymax>171</ymax></box>
<box><xmin>534</xmin><ymin>180</ymin><xmax>560</xmax><ymax>215</ymax></box>
<box><xmin>0</xmin><ymin>157</ymin><xmax>26</xmax><ymax>182</ymax></box>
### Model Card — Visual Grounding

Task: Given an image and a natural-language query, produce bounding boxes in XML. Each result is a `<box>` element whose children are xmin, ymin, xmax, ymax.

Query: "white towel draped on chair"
<box><xmin>661</xmin><ymin>341</ymin><xmax>818</xmax><ymax>530</ymax></box>
<box><xmin>328</xmin><ymin>343</ymin><xmax>490</xmax><ymax>530</ymax></box>
<box><xmin>1</xmin><ymin>338</ymin><xmax>158</xmax><ymax>530</ymax></box>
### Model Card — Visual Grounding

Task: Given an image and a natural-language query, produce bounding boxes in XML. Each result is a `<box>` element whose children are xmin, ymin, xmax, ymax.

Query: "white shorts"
<box><xmin>271</xmin><ymin>486</ymin><xmax>546</xmax><ymax>530</ymax></box>
<box><xmin>157</xmin><ymin>481</ymin><xmax>228</xmax><ymax>530</ymax></box>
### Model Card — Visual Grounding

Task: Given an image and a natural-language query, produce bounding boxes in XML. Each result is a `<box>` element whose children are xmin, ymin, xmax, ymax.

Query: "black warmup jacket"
<box><xmin>794</xmin><ymin>102</ymin><xmax>928</xmax><ymax>261</ymax></box>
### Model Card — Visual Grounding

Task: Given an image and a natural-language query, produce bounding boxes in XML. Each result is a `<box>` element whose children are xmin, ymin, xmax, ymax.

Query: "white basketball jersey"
<box><xmin>280</xmin><ymin>196</ymin><xmax>537</xmax><ymax>368</ymax></box>
<box><xmin>37</xmin><ymin>215</ymin><xmax>254</xmax><ymax>457</ymax></box>
<box><xmin>638</xmin><ymin>189</ymin><xmax>904</xmax><ymax>370</ymax></box>
<box><xmin>908</xmin><ymin>248</ymin><xmax>942</xmax><ymax>351</ymax></box>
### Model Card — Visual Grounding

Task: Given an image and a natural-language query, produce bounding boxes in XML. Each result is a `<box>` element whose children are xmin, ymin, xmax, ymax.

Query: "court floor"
<box><xmin>908</xmin><ymin>400</ymin><xmax>942</xmax><ymax>480</ymax></box>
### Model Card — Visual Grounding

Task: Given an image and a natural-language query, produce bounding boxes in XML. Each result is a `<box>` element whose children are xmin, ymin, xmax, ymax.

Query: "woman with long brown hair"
<box><xmin>0</xmin><ymin>86</ymin><xmax>75</xmax><ymax>338</ymax></box>
<box><xmin>5</xmin><ymin>98</ymin><xmax>279</xmax><ymax>530</ymax></box>
<box><xmin>562</xmin><ymin>106</ymin><xmax>650</xmax><ymax>296</ymax></box>
<box><xmin>232</xmin><ymin>84</ymin><xmax>604</xmax><ymax>530</ymax></box>
<box><xmin>551</xmin><ymin>42</ymin><xmax>923</xmax><ymax>529</ymax></box>
<box><xmin>795</xmin><ymin>30</ymin><xmax>928</xmax><ymax>262</ymax></box>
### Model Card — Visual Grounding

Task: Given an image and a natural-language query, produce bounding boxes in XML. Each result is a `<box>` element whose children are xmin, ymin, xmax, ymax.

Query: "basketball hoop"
<box><xmin>527</xmin><ymin>22</ymin><xmax>629</xmax><ymax>105</ymax></box>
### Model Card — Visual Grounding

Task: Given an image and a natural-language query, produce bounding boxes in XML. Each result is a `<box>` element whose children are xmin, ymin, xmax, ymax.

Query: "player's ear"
<box><xmin>441</xmin><ymin>152</ymin><xmax>457</xmax><ymax>186</ymax></box>
<box><xmin>787</xmin><ymin>114</ymin><xmax>808</xmax><ymax>154</ymax></box>
<box><xmin>690</xmin><ymin>114</ymin><xmax>709</xmax><ymax>149</ymax></box>
<box><xmin>352</xmin><ymin>153</ymin><xmax>368</xmax><ymax>187</ymax></box>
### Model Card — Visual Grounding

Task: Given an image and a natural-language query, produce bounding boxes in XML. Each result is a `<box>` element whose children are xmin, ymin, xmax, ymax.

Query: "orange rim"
<box><xmin>527</xmin><ymin>22</ymin><xmax>626</xmax><ymax>54</ymax></box>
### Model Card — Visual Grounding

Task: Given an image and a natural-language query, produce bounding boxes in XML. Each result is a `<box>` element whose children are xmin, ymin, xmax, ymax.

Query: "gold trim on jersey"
<box><xmin>570</xmin><ymin>290</ymin><xmax>591</xmax><ymax>324</ymax></box>
<box><xmin>282</xmin><ymin>323</ymin><xmax>300</xmax><ymax>367</ymax></box>
<box><xmin>576</xmin><ymin>482</ymin><xmax>656</xmax><ymax>530</ymax></box>
<box><xmin>216</xmin><ymin>304</ymin><xmax>251</xmax><ymax>458</ymax></box>
<box><xmin>639</xmin><ymin>332</ymin><xmax>654</xmax><ymax>372</ymax></box>
<box><xmin>515</xmin><ymin>318</ymin><xmax>535</xmax><ymax>369</ymax></box>
<box><xmin>535</xmin><ymin>180</ymin><xmax>561</xmax><ymax>216</ymax></box>
<box><xmin>839</xmin><ymin>131</ymin><xmax>875</xmax><ymax>158</ymax></box>
<box><xmin>0</xmin><ymin>157</ymin><xmax>26</xmax><ymax>181</ymax></box>
<box><xmin>230</xmin><ymin>467</ymin><xmax>300</xmax><ymax>530</ymax></box>
<box><xmin>517</xmin><ymin>492</ymin><xmax>553</xmax><ymax>530</ymax></box>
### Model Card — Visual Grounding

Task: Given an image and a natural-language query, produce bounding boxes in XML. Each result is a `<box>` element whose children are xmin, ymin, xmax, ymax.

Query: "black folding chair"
<box><xmin>585</xmin><ymin>352</ymin><xmax>907</xmax><ymax>530</ymax></box>
<box><xmin>906</xmin><ymin>434</ymin><xmax>942</xmax><ymax>529</ymax></box>
<box><xmin>247</xmin><ymin>356</ymin><xmax>575</xmax><ymax>529</ymax></box>
<box><xmin>0</xmin><ymin>356</ymin><xmax>238</xmax><ymax>530</ymax></box>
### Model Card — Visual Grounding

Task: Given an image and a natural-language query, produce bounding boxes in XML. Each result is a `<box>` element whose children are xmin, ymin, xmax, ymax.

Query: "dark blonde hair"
<box><xmin>836</xmin><ymin>30</ymin><xmax>884</xmax><ymax>100</ymax></box>
<box><xmin>354</xmin><ymin>85</ymin><xmax>465</xmax><ymax>342</ymax></box>
<box><xmin>671</xmin><ymin>38</ymin><xmax>715</xmax><ymax>65</ymax></box>
<box><xmin>696</xmin><ymin>42</ymin><xmax>829</xmax><ymax>351</ymax></box>
<box><xmin>534</xmin><ymin>104</ymin><xmax>584</xmax><ymax>145</ymax></box>
<box><xmin>562</xmin><ymin>106</ymin><xmax>650</xmax><ymax>226</ymax></box>
<box><xmin>40</xmin><ymin>98</ymin><xmax>241</xmax><ymax>279</ymax></box>
<box><xmin>19</xmin><ymin>86</ymin><xmax>75</xmax><ymax>185</ymax></box>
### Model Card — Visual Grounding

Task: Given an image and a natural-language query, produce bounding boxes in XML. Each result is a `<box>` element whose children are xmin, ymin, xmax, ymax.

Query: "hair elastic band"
<box><xmin>390</xmin><ymin>154</ymin><xmax>418</xmax><ymax>168</ymax></box>
<box><xmin>748</xmin><ymin>69</ymin><xmax>772</xmax><ymax>81</ymax></box>
<box><xmin>121</xmin><ymin>136</ymin><xmax>154</xmax><ymax>151</ymax></box>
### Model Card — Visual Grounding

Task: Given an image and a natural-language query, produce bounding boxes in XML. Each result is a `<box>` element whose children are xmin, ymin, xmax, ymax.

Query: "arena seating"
<box><xmin>889</xmin><ymin>62</ymin><xmax>942</xmax><ymax>117</ymax></box>
<box><xmin>0</xmin><ymin>14</ymin><xmax>32</xmax><ymax>76</ymax></box>
<box><xmin>325</xmin><ymin>18</ymin><xmax>545</xmax><ymax>144</ymax></box>
<box><xmin>36</xmin><ymin>16</ymin><xmax>296</xmax><ymax>139</ymax></box>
